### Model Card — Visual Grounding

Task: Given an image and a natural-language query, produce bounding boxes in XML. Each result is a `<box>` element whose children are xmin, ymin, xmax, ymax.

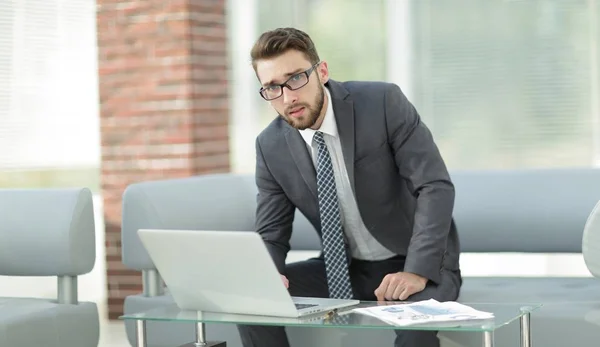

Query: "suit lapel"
<box><xmin>329</xmin><ymin>81</ymin><xmax>356</xmax><ymax>197</ymax></box>
<box><xmin>285</xmin><ymin>128</ymin><xmax>318</xmax><ymax>199</ymax></box>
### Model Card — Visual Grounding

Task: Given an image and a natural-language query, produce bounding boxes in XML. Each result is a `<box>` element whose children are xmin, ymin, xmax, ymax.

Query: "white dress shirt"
<box><xmin>298</xmin><ymin>87</ymin><xmax>397</xmax><ymax>261</ymax></box>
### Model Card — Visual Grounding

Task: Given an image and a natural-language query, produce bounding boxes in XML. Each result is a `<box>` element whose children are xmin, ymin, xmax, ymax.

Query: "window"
<box><xmin>230</xmin><ymin>0</ymin><xmax>600</xmax><ymax>173</ymax></box>
<box><xmin>0</xmin><ymin>0</ymin><xmax>100</xmax><ymax>190</ymax></box>
<box><xmin>409</xmin><ymin>0</ymin><xmax>600</xmax><ymax>170</ymax></box>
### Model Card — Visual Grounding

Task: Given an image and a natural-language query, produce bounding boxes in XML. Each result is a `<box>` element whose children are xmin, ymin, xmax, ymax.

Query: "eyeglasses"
<box><xmin>259</xmin><ymin>62</ymin><xmax>320</xmax><ymax>101</ymax></box>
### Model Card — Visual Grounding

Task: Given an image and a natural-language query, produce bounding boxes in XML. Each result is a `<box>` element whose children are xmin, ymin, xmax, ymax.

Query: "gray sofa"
<box><xmin>121</xmin><ymin>169</ymin><xmax>600</xmax><ymax>347</ymax></box>
<box><xmin>0</xmin><ymin>188</ymin><xmax>100</xmax><ymax>347</ymax></box>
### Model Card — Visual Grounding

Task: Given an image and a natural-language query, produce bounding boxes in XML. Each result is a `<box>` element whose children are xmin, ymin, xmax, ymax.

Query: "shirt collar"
<box><xmin>298</xmin><ymin>86</ymin><xmax>337</xmax><ymax>146</ymax></box>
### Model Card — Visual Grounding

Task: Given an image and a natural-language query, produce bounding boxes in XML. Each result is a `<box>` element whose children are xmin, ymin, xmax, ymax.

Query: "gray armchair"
<box><xmin>0</xmin><ymin>188</ymin><xmax>100</xmax><ymax>347</ymax></box>
<box><xmin>583</xmin><ymin>199</ymin><xmax>600</xmax><ymax>278</ymax></box>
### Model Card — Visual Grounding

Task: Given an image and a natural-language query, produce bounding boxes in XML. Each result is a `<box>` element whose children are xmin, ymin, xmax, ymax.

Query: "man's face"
<box><xmin>255</xmin><ymin>50</ymin><xmax>329</xmax><ymax>130</ymax></box>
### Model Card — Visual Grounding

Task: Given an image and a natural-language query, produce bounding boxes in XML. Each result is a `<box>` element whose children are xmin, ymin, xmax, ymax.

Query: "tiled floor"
<box><xmin>98</xmin><ymin>303</ymin><xmax>131</xmax><ymax>347</ymax></box>
<box><xmin>99</xmin><ymin>321</ymin><xmax>130</xmax><ymax>347</ymax></box>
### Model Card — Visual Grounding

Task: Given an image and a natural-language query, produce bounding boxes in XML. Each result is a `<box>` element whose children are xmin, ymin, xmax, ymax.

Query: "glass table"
<box><xmin>120</xmin><ymin>301</ymin><xmax>542</xmax><ymax>347</ymax></box>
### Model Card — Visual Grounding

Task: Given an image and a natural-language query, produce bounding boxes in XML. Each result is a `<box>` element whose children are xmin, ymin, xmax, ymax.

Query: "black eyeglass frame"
<box><xmin>258</xmin><ymin>62</ymin><xmax>321</xmax><ymax>101</ymax></box>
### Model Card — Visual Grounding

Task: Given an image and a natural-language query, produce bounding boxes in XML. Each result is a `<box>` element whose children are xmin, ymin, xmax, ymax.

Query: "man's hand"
<box><xmin>374</xmin><ymin>272</ymin><xmax>427</xmax><ymax>301</ymax></box>
<box><xmin>281</xmin><ymin>275</ymin><xmax>289</xmax><ymax>289</ymax></box>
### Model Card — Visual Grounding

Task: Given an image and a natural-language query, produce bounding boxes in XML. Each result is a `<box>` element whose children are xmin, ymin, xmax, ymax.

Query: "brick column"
<box><xmin>96</xmin><ymin>0</ymin><xmax>229</xmax><ymax>319</ymax></box>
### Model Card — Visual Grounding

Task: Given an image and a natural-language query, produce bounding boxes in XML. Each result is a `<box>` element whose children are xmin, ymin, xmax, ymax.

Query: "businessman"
<box><xmin>237</xmin><ymin>27</ymin><xmax>462</xmax><ymax>347</ymax></box>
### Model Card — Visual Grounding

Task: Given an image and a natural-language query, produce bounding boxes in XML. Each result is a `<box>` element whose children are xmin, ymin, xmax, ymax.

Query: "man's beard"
<box><xmin>280</xmin><ymin>85</ymin><xmax>325</xmax><ymax>130</ymax></box>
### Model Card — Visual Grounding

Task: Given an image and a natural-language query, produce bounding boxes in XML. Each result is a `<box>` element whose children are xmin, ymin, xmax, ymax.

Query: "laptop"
<box><xmin>137</xmin><ymin>229</ymin><xmax>360</xmax><ymax>318</ymax></box>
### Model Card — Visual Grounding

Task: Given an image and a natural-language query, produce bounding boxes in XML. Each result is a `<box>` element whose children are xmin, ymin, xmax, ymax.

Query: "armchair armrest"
<box><xmin>583</xmin><ymin>199</ymin><xmax>600</xmax><ymax>278</ymax></box>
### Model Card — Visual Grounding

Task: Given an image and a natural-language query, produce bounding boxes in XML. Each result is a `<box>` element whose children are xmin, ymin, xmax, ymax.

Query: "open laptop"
<box><xmin>137</xmin><ymin>229</ymin><xmax>360</xmax><ymax>318</ymax></box>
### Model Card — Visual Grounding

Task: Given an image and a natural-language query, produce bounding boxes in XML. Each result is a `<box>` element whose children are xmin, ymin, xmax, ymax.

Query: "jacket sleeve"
<box><xmin>254</xmin><ymin>137</ymin><xmax>296</xmax><ymax>275</ymax></box>
<box><xmin>384</xmin><ymin>83</ymin><xmax>455</xmax><ymax>285</ymax></box>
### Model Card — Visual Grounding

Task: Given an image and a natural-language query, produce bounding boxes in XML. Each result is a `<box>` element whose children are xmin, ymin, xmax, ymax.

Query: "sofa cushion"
<box><xmin>443</xmin><ymin>278</ymin><xmax>600</xmax><ymax>347</ymax></box>
<box><xmin>438</xmin><ymin>277</ymin><xmax>600</xmax><ymax>347</ymax></box>
<box><xmin>0</xmin><ymin>297</ymin><xmax>99</xmax><ymax>347</ymax></box>
<box><xmin>458</xmin><ymin>277</ymin><xmax>600</xmax><ymax>302</ymax></box>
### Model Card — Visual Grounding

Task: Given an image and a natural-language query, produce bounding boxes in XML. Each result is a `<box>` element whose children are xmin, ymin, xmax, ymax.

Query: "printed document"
<box><xmin>352</xmin><ymin>299</ymin><xmax>494</xmax><ymax>327</ymax></box>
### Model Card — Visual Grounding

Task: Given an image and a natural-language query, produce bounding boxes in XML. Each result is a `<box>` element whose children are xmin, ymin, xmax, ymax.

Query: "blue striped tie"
<box><xmin>314</xmin><ymin>131</ymin><xmax>354</xmax><ymax>299</ymax></box>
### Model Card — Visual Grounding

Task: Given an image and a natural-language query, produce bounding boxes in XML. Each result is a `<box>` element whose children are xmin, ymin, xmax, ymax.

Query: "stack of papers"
<box><xmin>352</xmin><ymin>299</ymin><xmax>494</xmax><ymax>327</ymax></box>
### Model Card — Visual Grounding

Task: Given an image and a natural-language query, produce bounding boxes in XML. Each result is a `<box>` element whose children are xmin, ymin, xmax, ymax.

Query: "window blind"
<box><xmin>0</xmin><ymin>0</ymin><xmax>100</xmax><ymax>170</ymax></box>
<box><xmin>410</xmin><ymin>0</ymin><xmax>599</xmax><ymax>170</ymax></box>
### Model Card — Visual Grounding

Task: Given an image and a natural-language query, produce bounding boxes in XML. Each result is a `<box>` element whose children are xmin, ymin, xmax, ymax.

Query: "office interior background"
<box><xmin>0</xmin><ymin>0</ymin><xmax>599</xmax><ymax>345</ymax></box>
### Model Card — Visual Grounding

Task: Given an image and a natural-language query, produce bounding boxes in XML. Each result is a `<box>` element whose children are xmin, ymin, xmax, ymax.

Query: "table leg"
<box><xmin>176</xmin><ymin>322</ymin><xmax>227</xmax><ymax>347</ymax></box>
<box><xmin>195</xmin><ymin>322</ymin><xmax>207</xmax><ymax>346</ymax></box>
<box><xmin>483</xmin><ymin>331</ymin><xmax>494</xmax><ymax>347</ymax></box>
<box><xmin>135</xmin><ymin>320</ymin><xmax>147</xmax><ymax>347</ymax></box>
<box><xmin>520</xmin><ymin>311</ymin><xmax>531</xmax><ymax>347</ymax></box>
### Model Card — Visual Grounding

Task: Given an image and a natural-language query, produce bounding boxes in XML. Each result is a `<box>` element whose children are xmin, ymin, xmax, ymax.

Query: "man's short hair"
<box><xmin>250</xmin><ymin>27</ymin><xmax>320</xmax><ymax>71</ymax></box>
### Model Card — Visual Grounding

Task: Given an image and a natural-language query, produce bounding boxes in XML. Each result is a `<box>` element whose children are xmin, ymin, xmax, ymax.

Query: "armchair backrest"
<box><xmin>452</xmin><ymin>168</ymin><xmax>600</xmax><ymax>253</ymax></box>
<box><xmin>0</xmin><ymin>187</ymin><xmax>96</xmax><ymax>277</ymax></box>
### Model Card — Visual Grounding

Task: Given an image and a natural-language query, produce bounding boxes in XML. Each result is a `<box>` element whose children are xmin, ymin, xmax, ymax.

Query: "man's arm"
<box><xmin>255</xmin><ymin>137</ymin><xmax>295</xmax><ymax>275</ymax></box>
<box><xmin>384</xmin><ymin>83</ymin><xmax>455</xmax><ymax>285</ymax></box>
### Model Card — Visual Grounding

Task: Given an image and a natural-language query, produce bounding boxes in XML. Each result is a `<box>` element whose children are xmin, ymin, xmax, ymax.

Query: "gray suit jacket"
<box><xmin>254</xmin><ymin>79</ymin><xmax>460</xmax><ymax>285</ymax></box>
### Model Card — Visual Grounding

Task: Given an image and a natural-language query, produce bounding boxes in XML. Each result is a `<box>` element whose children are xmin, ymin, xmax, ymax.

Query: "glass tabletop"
<box><xmin>120</xmin><ymin>301</ymin><xmax>542</xmax><ymax>332</ymax></box>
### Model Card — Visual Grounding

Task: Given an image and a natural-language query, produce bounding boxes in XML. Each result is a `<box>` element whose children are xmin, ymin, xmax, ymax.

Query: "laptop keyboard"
<box><xmin>295</xmin><ymin>303</ymin><xmax>318</xmax><ymax>310</ymax></box>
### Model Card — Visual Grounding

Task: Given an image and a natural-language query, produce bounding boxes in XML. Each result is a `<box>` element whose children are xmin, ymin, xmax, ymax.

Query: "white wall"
<box><xmin>227</xmin><ymin>0</ymin><xmax>260</xmax><ymax>174</ymax></box>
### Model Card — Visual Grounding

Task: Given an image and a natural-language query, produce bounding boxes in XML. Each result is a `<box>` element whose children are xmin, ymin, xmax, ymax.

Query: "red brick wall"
<box><xmin>96</xmin><ymin>0</ymin><xmax>229</xmax><ymax>319</ymax></box>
